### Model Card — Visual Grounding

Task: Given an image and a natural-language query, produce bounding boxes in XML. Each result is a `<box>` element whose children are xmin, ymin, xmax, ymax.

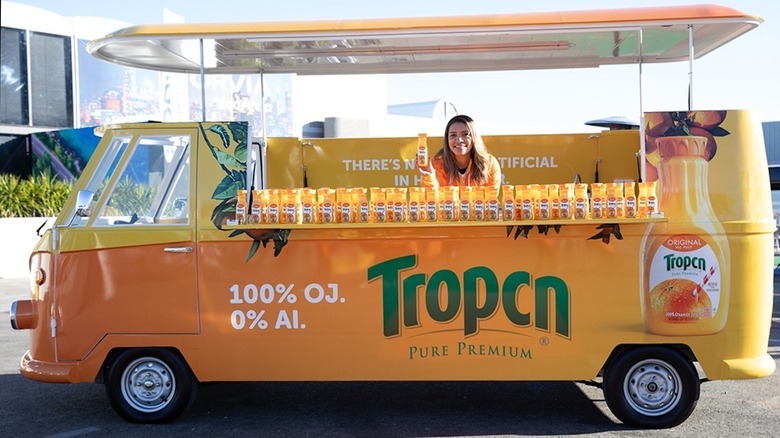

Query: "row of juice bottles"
<box><xmin>234</xmin><ymin>181</ymin><xmax>658</xmax><ymax>225</ymax></box>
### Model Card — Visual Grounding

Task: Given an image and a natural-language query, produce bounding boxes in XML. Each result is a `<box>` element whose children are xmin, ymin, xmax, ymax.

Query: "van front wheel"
<box><xmin>602</xmin><ymin>347</ymin><xmax>699</xmax><ymax>428</ymax></box>
<box><xmin>106</xmin><ymin>348</ymin><xmax>195</xmax><ymax>423</ymax></box>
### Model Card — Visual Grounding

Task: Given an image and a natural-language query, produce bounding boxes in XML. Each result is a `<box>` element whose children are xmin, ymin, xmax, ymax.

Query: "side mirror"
<box><xmin>75</xmin><ymin>190</ymin><xmax>95</xmax><ymax>217</ymax></box>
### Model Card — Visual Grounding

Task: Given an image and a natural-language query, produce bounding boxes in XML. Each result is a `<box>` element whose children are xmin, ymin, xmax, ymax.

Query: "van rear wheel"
<box><xmin>602</xmin><ymin>346</ymin><xmax>699</xmax><ymax>428</ymax></box>
<box><xmin>106</xmin><ymin>348</ymin><xmax>195</xmax><ymax>423</ymax></box>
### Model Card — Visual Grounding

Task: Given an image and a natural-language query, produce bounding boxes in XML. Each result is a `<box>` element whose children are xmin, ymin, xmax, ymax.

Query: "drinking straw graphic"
<box><xmin>694</xmin><ymin>265</ymin><xmax>717</xmax><ymax>297</ymax></box>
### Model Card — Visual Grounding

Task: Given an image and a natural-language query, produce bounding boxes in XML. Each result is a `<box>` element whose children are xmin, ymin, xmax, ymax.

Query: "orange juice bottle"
<box><xmin>266</xmin><ymin>189</ymin><xmax>280</xmax><ymax>224</ymax></box>
<box><xmin>390</xmin><ymin>187</ymin><xmax>408</xmax><ymax>223</ymax></box>
<box><xmin>249</xmin><ymin>190</ymin><xmax>263</xmax><ymax>224</ymax></box>
<box><xmin>281</xmin><ymin>188</ymin><xmax>301</xmax><ymax>224</ymax></box>
<box><xmin>317</xmin><ymin>188</ymin><xmax>336</xmax><ymax>224</ymax></box>
<box><xmin>590</xmin><ymin>183</ymin><xmax>606</xmax><ymax>219</ymax></box>
<box><xmin>637</xmin><ymin>182</ymin><xmax>649</xmax><ymax>218</ymax></box>
<box><xmin>439</xmin><ymin>186</ymin><xmax>459</xmax><ymax>222</ymax></box>
<box><xmin>517</xmin><ymin>185</ymin><xmax>534</xmax><ymax>220</ymax></box>
<box><xmin>425</xmin><ymin>187</ymin><xmax>439</xmax><ymax>222</ymax></box>
<box><xmin>559</xmin><ymin>183</ymin><xmax>574</xmax><ymax>220</ymax></box>
<box><xmin>605</xmin><ymin>182</ymin><xmax>624</xmax><ymax>219</ymax></box>
<box><xmin>337</xmin><ymin>188</ymin><xmax>354</xmax><ymax>223</ymax></box>
<box><xmin>258</xmin><ymin>189</ymin><xmax>270</xmax><ymax>223</ymax></box>
<box><xmin>459</xmin><ymin>186</ymin><xmax>473</xmax><ymax>221</ymax></box>
<box><xmin>549</xmin><ymin>184</ymin><xmax>560</xmax><ymax>219</ymax></box>
<box><xmin>501</xmin><ymin>185</ymin><xmax>515</xmax><ymax>221</ymax></box>
<box><xmin>408</xmin><ymin>187</ymin><xmax>425</xmax><ymax>222</ymax></box>
<box><xmin>640</xmin><ymin>135</ymin><xmax>729</xmax><ymax>335</ymax></box>
<box><xmin>484</xmin><ymin>186</ymin><xmax>500</xmax><ymax>221</ymax></box>
<box><xmin>370</xmin><ymin>187</ymin><xmax>387</xmax><ymax>223</ymax></box>
<box><xmin>235</xmin><ymin>189</ymin><xmax>247</xmax><ymax>224</ymax></box>
<box><xmin>299</xmin><ymin>188</ymin><xmax>317</xmax><ymax>224</ymax></box>
<box><xmin>416</xmin><ymin>133</ymin><xmax>428</xmax><ymax>167</ymax></box>
<box><xmin>471</xmin><ymin>186</ymin><xmax>485</xmax><ymax>221</ymax></box>
<box><xmin>624</xmin><ymin>181</ymin><xmax>637</xmax><ymax>218</ymax></box>
<box><xmin>537</xmin><ymin>184</ymin><xmax>551</xmax><ymax>220</ymax></box>
<box><xmin>355</xmin><ymin>187</ymin><xmax>369</xmax><ymax>223</ymax></box>
<box><xmin>646</xmin><ymin>181</ymin><xmax>658</xmax><ymax>216</ymax></box>
<box><xmin>573</xmin><ymin>183</ymin><xmax>589</xmax><ymax>220</ymax></box>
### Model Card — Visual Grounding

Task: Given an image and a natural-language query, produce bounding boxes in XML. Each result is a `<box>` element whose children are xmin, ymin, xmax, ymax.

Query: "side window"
<box><xmin>68</xmin><ymin>133</ymin><xmax>190</xmax><ymax>227</ymax></box>
<box><xmin>96</xmin><ymin>135</ymin><xmax>190</xmax><ymax>226</ymax></box>
<box><xmin>67</xmin><ymin>135</ymin><xmax>130</xmax><ymax>227</ymax></box>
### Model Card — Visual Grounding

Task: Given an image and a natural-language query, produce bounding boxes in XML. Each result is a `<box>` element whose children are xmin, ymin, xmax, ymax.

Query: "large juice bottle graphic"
<box><xmin>640</xmin><ymin>135</ymin><xmax>729</xmax><ymax>335</ymax></box>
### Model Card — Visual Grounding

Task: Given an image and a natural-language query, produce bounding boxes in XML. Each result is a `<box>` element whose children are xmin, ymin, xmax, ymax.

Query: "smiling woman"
<box><xmin>417</xmin><ymin>115</ymin><xmax>502</xmax><ymax>190</ymax></box>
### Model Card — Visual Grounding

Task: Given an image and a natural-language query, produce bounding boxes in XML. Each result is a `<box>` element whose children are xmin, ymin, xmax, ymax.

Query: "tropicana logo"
<box><xmin>367</xmin><ymin>255</ymin><xmax>571</xmax><ymax>339</ymax></box>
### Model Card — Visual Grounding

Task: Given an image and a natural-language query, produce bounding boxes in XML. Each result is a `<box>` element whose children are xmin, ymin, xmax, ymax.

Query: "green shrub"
<box><xmin>0</xmin><ymin>172</ymin><xmax>73</xmax><ymax>218</ymax></box>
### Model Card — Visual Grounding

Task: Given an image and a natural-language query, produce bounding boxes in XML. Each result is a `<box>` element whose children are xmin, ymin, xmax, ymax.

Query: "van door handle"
<box><xmin>164</xmin><ymin>246</ymin><xmax>193</xmax><ymax>253</ymax></box>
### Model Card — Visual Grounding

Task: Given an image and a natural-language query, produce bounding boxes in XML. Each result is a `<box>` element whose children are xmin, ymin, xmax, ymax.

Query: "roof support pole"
<box><xmin>200</xmin><ymin>38</ymin><xmax>206</xmax><ymax>122</ymax></box>
<box><xmin>688</xmin><ymin>24</ymin><xmax>694</xmax><ymax>111</ymax></box>
<box><xmin>259</xmin><ymin>70</ymin><xmax>268</xmax><ymax>189</ymax></box>
<box><xmin>638</xmin><ymin>27</ymin><xmax>645</xmax><ymax>182</ymax></box>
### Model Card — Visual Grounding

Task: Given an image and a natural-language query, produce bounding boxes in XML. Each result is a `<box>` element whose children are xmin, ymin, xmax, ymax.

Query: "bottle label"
<box><xmin>358</xmin><ymin>202</ymin><xmax>369</xmax><ymax>223</ymax></box>
<box><xmin>647</xmin><ymin>196</ymin><xmax>658</xmax><ymax>215</ymax></box>
<box><xmin>487</xmin><ymin>200</ymin><xmax>500</xmax><ymax>221</ymax></box>
<box><xmin>320</xmin><ymin>202</ymin><xmax>334</xmax><ymax>224</ymax></box>
<box><xmin>646</xmin><ymin>233</ymin><xmax>720</xmax><ymax>322</ymax></box>
<box><xmin>473</xmin><ymin>200</ymin><xmax>485</xmax><ymax>221</ymax></box>
<box><xmin>301</xmin><ymin>203</ymin><xmax>314</xmax><ymax>224</ymax></box>
<box><xmin>503</xmin><ymin>200</ymin><xmax>514</xmax><ymax>220</ymax></box>
<box><xmin>417</xmin><ymin>145</ymin><xmax>428</xmax><ymax>166</ymax></box>
<box><xmin>539</xmin><ymin>199</ymin><xmax>550</xmax><ymax>219</ymax></box>
<box><xmin>375</xmin><ymin>202</ymin><xmax>386</xmax><ymax>223</ymax></box>
<box><xmin>574</xmin><ymin>197</ymin><xmax>587</xmax><ymax>219</ymax></box>
<box><xmin>267</xmin><ymin>203</ymin><xmax>279</xmax><ymax>224</ymax></box>
<box><xmin>625</xmin><ymin>196</ymin><xmax>637</xmax><ymax>218</ymax></box>
<box><xmin>559</xmin><ymin>199</ymin><xmax>571</xmax><ymax>219</ymax></box>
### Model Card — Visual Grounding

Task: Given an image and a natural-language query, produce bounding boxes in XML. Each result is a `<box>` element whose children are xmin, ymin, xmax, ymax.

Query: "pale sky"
<box><xmin>4</xmin><ymin>0</ymin><xmax>780</xmax><ymax>131</ymax></box>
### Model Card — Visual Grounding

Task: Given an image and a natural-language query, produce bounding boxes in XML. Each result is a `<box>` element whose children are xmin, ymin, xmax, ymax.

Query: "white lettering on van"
<box><xmin>342</xmin><ymin>159</ymin><xmax>402</xmax><ymax>171</ymax></box>
<box><xmin>498</xmin><ymin>156</ymin><xmax>558</xmax><ymax>169</ymax></box>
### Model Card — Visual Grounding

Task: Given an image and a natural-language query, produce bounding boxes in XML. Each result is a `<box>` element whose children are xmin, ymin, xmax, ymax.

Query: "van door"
<box><xmin>53</xmin><ymin>128</ymin><xmax>198</xmax><ymax>361</ymax></box>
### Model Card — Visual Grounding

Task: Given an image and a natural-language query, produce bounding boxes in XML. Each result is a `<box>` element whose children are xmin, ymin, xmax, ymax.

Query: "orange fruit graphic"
<box><xmin>645</xmin><ymin>112</ymin><xmax>673</xmax><ymax>137</ymax></box>
<box><xmin>649</xmin><ymin>278</ymin><xmax>712</xmax><ymax>322</ymax></box>
<box><xmin>687</xmin><ymin>110</ymin><xmax>726</xmax><ymax>129</ymax></box>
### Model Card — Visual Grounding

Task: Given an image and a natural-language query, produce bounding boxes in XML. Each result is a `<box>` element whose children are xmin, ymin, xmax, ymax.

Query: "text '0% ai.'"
<box><xmin>229</xmin><ymin>283</ymin><xmax>297</xmax><ymax>305</ymax></box>
<box><xmin>231</xmin><ymin>309</ymin><xmax>268</xmax><ymax>330</ymax></box>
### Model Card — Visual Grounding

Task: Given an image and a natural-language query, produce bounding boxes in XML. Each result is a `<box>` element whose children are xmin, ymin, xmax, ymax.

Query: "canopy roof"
<box><xmin>87</xmin><ymin>4</ymin><xmax>761</xmax><ymax>75</ymax></box>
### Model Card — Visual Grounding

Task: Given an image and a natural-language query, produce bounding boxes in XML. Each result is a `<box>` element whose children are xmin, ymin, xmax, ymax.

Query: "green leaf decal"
<box><xmin>212</xmin><ymin>175</ymin><xmax>244</xmax><ymax>200</ymax></box>
<box><xmin>209</xmin><ymin>125</ymin><xmax>231</xmax><ymax>148</ymax></box>
<box><xmin>229</xmin><ymin>122</ymin><xmax>248</xmax><ymax>145</ymax></box>
<box><xmin>234</xmin><ymin>142</ymin><xmax>248</xmax><ymax>164</ymax></box>
<box><xmin>246</xmin><ymin>239</ymin><xmax>261</xmax><ymax>262</ymax></box>
<box><xmin>709</xmin><ymin>126</ymin><xmax>730</xmax><ymax>137</ymax></box>
<box><xmin>214</xmin><ymin>149</ymin><xmax>244</xmax><ymax>168</ymax></box>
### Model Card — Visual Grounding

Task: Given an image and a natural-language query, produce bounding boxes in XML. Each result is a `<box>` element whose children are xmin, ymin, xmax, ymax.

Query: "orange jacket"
<box><xmin>421</xmin><ymin>154</ymin><xmax>502</xmax><ymax>190</ymax></box>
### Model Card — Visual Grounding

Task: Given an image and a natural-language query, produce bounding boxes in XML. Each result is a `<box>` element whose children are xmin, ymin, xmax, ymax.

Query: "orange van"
<box><xmin>10</xmin><ymin>5</ymin><xmax>775</xmax><ymax>428</ymax></box>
